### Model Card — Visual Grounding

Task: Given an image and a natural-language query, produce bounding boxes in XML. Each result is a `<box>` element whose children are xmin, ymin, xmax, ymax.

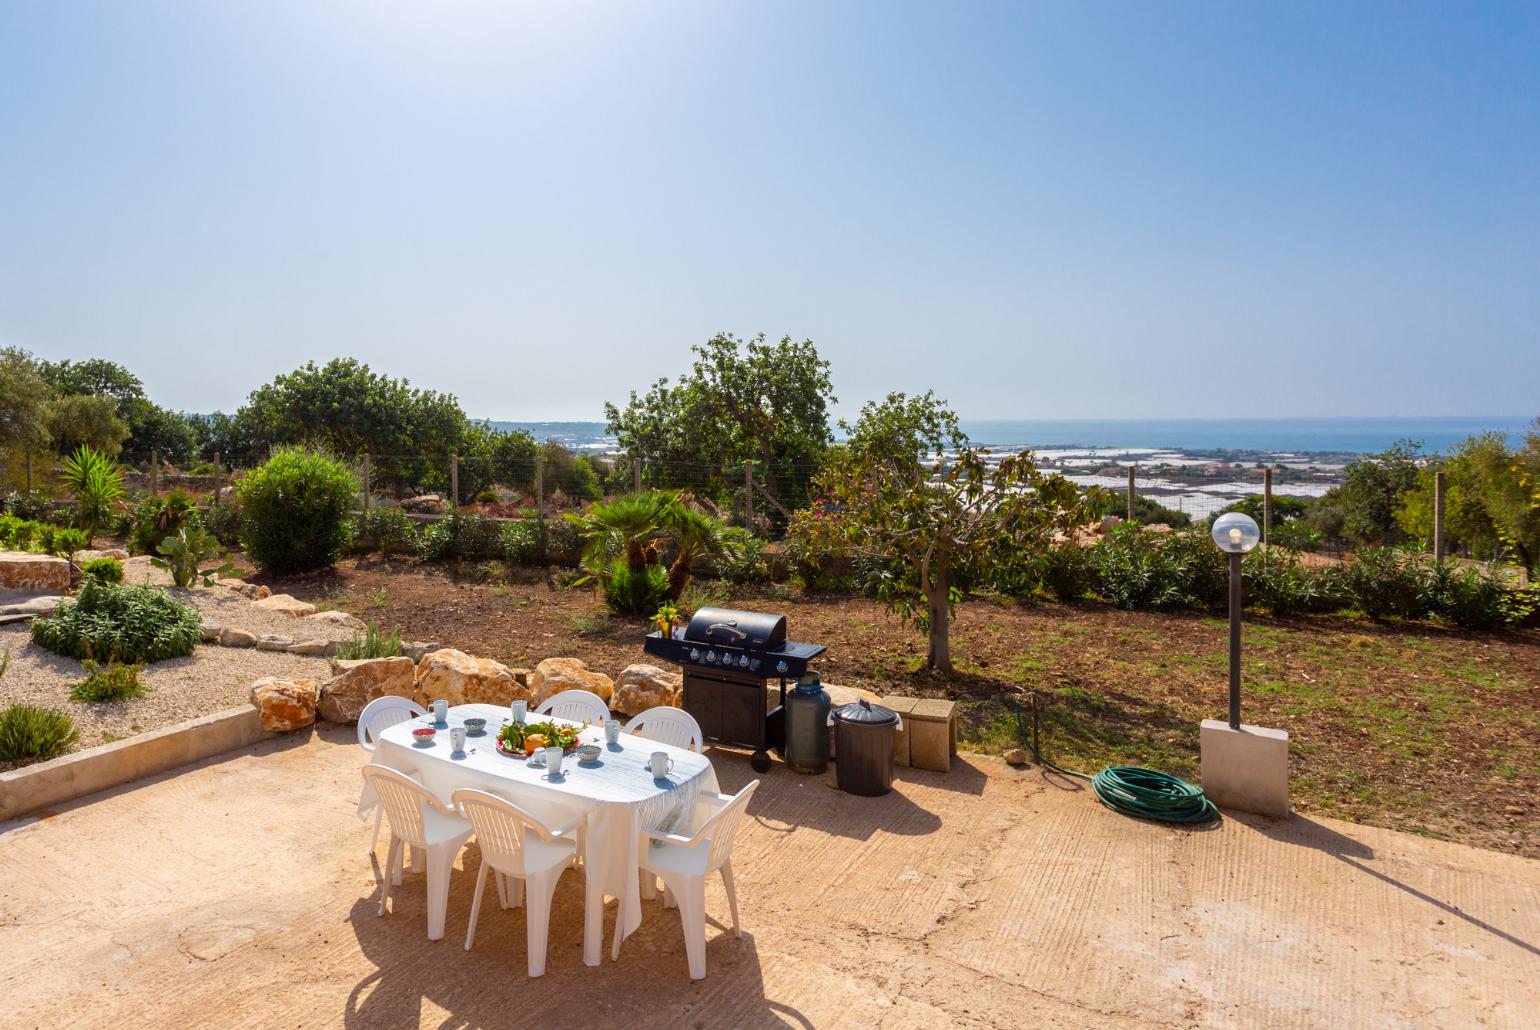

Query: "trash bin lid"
<box><xmin>831</xmin><ymin>698</ymin><xmax>899</xmax><ymax>726</ymax></box>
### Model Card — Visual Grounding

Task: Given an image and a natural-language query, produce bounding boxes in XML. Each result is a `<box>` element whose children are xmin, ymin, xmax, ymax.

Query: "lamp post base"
<box><xmin>1200</xmin><ymin>719</ymin><xmax>1291</xmax><ymax>818</ymax></box>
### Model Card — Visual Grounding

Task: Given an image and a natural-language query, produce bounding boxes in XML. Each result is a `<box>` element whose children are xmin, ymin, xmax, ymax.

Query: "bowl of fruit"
<box><xmin>495</xmin><ymin>719</ymin><xmax>585</xmax><ymax>759</ymax></box>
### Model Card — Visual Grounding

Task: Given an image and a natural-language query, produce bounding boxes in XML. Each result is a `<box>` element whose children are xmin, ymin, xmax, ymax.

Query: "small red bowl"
<box><xmin>411</xmin><ymin>727</ymin><xmax>437</xmax><ymax>743</ymax></box>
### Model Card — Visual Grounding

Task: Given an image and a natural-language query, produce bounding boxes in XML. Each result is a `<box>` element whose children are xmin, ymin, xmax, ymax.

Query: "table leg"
<box><xmin>426</xmin><ymin>841</ymin><xmax>455</xmax><ymax>941</ymax></box>
<box><xmin>584</xmin><ymin>879</ymin><xmax>604</xmax><ymax>966</ymax></box>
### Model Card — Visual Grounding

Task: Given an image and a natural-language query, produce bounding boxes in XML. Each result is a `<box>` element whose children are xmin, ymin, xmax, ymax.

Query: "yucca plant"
<box><xmin>58</xmin><ymin>445</ymin><xmax>126</xmax><ymax>547</ymax></box>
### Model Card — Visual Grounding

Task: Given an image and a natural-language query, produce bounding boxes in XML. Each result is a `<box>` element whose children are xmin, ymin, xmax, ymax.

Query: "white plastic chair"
<box><xmin>357</xmin><ymin>696</ymin><xmax>428</xmax><ymax>852</ymax></box>
<box><xmin>635</xmin><ymin>779</ymin><xmax>759</xmax><ymax>979</ymax></box>
<box><xmin>535</xmin><ymin>689</ymin><xmax>610</xmax><ymax>726</ymax></box>
<box><xmin>453</xmin><ymin>789</ymin><xmax>581</xmax><ymax>977</ymax></box>
<box><xmin>361</xmin><ymin>766</ymin><xmax>472</xmax><ymax>941</ymax></box>
<box><xmin>624</xmin><ymin>706</ymin><xmax>704</xmax><ymax>753</ymax></box>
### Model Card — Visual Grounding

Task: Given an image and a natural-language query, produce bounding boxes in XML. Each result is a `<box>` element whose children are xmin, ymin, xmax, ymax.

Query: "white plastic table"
<box><xmin>358</xmin><ymin>703</ymin><xmax>717</xmax><ymax>962</ymax></box>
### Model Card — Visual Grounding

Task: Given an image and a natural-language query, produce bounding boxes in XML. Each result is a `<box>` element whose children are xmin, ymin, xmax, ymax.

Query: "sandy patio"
<box><xmin>1</xmin><ymin>728</ymin><xmax>1537</xmax><ymax>1029</ymax></box>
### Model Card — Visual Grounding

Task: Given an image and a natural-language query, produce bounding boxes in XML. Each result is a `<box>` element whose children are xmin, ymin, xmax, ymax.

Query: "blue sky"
<box><xmin>1</xmin><ymin>1</ymin><xmax>1536</xmax><ymax>422</ymax></box>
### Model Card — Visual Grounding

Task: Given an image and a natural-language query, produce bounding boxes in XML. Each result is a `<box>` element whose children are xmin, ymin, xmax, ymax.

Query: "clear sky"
<box><xmin>1</xmin><ymin>1</ymin><xmax>1536</xmax><ymax>423</ymax></box>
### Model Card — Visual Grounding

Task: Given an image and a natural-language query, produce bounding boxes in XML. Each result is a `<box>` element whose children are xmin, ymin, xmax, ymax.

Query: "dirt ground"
<box><xmin>262</xmin><ymin>556</ymin><xmax>1540</xmax><ymax>860</ymax></box>
<box><xmin>2</xmin><ymin>727</ymin><xmax>1537</xmax><ymax>1029</ymax></box>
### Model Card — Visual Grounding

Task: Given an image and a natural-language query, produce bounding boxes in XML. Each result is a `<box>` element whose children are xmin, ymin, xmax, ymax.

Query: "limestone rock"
<box><xmin>256</xmin><ymin>634</ymin><xmax>294</xmax><ymax>651</ymax></box>
<box><xmin>252</xmin><ymin>593</ymin><xmax>317</xmax><ymax>617</ymax></box>
<box><xmin>1003</xmin><ymin>748</ymin><xmax>1029</xmax><ymax>767</ymax></box>
<box><xmin>317</xmin><ymin>656</ymin><xmax>418</xmax><ymax>723</ymax></box>
<box><xmin>529</xmin><ymin>657</ymin><xmax>615</xmax><ymax>708</ymax></box>
<box><xmin>0</xmin><ymin>552</ymin><xmax>71</xmax><ymax>592</ymax></box>
<box><xmin>402</xmin><ymin>641</ymin><xmax>443</xmax><ymax>662</ymax></box>
<box><xmin>200</xmin><ymin>622</ymin><xmax>222</xmax><ymax>642</ymax></box>
<box><xmin>413</xmin><ymin>648</ymin><xmax>529</xmax><ymax>708</ymax></box>
<box><xmin>287</xmin><ymin>639</ymin><xmax>337</xmax><ymax>657</ymax></box>
<box><xmin>0</xmin><ymin>594</ymin><xmax>63</xmax><ymax>619</ymax></box>
<box><xmin>400</xmin><ymin>494</ymin><xmax>443</xmax><ymax>513</ymax></box>
<box><xmin>249</xmin><ymin>676</ymin><xmax>318</xmax><ymax>732</ymax></box>
<box><xmin>220</xmin><ymin>627</ymin><xmax>257</xmax><ymax>648</ymax></box>
<box><xmin>305</xmin><ymin>610</ymin><xmax>366</xmax><ymax>630</ymax></box>
<box><xmin>611</xmin><ymin>663</ymin><xmax>682</xmax><ymax>716</ymax></box>
<box><xmin>221</xmin><ymin>578</ymin><xmax>272</xmax><ymax>600</ymax></box>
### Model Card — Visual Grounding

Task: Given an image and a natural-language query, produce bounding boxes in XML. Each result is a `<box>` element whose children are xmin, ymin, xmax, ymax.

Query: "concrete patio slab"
<box><xmin>1</xmin><ymin>727</ymin><xmax>1536</xmax><ymax>1029</ymax></box>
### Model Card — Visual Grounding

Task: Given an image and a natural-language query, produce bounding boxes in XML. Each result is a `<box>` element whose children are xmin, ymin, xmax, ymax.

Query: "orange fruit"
<box><xmin>523</xmin><ymin>734</ymin><xmax>547</xmax><ymax>754</ymax></box>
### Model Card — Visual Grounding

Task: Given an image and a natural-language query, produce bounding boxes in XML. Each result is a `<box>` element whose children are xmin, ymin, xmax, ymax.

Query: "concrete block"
<box><xmin>880</xmin><ymin>696</ymin><xmax>919</xmax><ymax>767</ymax></box>
<box><xmin>909</xmin><ymin>699</ymin><xmax>956</xmax><ymax>772</ymax></box>
<box><xmin>1200</xmin><ymin>719</ymin><xmax>1290</xmax><ymax>818</ymax></box>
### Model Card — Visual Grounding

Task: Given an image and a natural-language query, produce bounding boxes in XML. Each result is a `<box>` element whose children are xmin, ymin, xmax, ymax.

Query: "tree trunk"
<box><xmin>667</xmin><ymin>555</ymin><xmax>692</xmax><ymax>600</ymax></box>
<box><xmin>924</xmin><ymin>559</ymin><xmax>951</xmax><ymax>673</ymax></box>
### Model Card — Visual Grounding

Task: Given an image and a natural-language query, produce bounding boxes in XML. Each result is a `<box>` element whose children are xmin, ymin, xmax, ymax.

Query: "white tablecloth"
<box><xmin>358</xmin><ymin>703</ymin><xmax>717</xmax><ymax>964</ymax></box>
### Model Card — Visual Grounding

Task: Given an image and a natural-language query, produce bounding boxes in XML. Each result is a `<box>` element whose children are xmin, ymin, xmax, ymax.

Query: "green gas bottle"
<box><xmin>784</xmin><ymin>671</ymin><xmax>832</xmax><ymax>774</ymax></box>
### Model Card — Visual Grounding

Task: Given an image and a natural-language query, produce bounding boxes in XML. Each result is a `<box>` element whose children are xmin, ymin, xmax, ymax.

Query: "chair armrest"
<box><xmin>641</xmin><ymin>828</ymin><xmax>697</xmax><ymax>848</ymax></box>
<box><xmin>545</xmin><ymin>817</ymin><xmax>584</xmax><ymax>841</ymax></box>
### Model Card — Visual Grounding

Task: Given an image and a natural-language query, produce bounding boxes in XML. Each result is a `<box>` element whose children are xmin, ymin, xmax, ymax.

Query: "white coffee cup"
<box><xmin>545</xmin><ymin>746</ymin><xmax>564</xmax><ymax>777</ymax></box>
<box><xmin>649</xmin><ymin>752</ymin><xmax>674</xmax><ymax>779</ymax></box>
<box><xmin>510</xmin><ymin>700</ymin><xmax>528</xmax><ymax>723</ymax></box>
<box><xmin>432</xmin><ymin>699</ymin><xmax>448</xmax><ymax>723</ymax></box>
<box><xmin>450</xmin><ymin>726</ymin><xmax>467</xmax><ymax>753</ymax></box>
<box><xmin>605</xmin><ymin>719</ymin><xmax>621</xmax><ymax>746</ymax></box>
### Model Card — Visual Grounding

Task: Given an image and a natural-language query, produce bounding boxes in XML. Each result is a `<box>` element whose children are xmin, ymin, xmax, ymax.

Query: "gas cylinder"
<box><xmin>783</xmin><ymin>671</ymin><xmax>832</xmax><ymax>774</ymax></box>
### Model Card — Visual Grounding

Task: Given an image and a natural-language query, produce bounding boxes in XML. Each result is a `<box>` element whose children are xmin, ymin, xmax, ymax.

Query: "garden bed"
<box><xmin>260</xmin><ymin>554</ymin><xmax>1540</xmax><ymax>859</ymax></box>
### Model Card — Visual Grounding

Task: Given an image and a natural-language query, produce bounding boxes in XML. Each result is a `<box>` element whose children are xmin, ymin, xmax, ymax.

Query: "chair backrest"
<box><xmin>361</xmin><ymin>766</ymin><xmax>437</xmax><ymax>848</ymax></box>
<box><xmin>452</xmin><ymin>789</ymin><xmax>557</xmax><ymax>875</ymax></box>
<box><xmin>701</xmin><ymin>779</ymin><xmax>759</xmax><ymax>872</ymax></box>
<box><xmin>357</xmin><ymin>696</ymin><xmax>428</xmax><ymax>752</ymax></box>
<box><xmin>624</xmin><ymin>706</ymin><xmax>704</xmax><ymax>753</ymax></box>
<box><xmin>535</xmin><ymin>690</ymin><xmax>610</xmax><ymax>726</ymax></box>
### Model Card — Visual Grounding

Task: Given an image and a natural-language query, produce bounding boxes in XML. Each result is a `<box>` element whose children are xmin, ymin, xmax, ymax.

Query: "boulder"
<box><xmin>1003</xmin><ymin>748</ymin><xmax>1030</xmax><ymax>766</ymax></box>
<box><xmin>219</xmin><ymin>628</ymin><xmax>257</xmax><ymax>648</ymax></box>
<box><xmin>317</xmin><ymin>656</ymin><xmax>418</xmax><ymax>723</ymax></box>
<box><xmin>402</xmin><ymin>640</ymin><xmax>443</xmax><ymax>662</ymax></box>
<box><xmin>252</xmin><ymin>593</ymin><xmax>317</xmax><ymax>617</ymax></box>
<box><xmin>413</xmin><ymin>648</ymin><xmax>530</xmax><ymax>708</ymax></box>
<box><xmin>255</xmin><ymin>634</ymin><xmax>294</xmax><ymax>651</ymax></box>
<box><xmin>529</xmin><ymin>657</ymin><xmax>615</xmax><ymax>708</ymax></box>
<box><xmin>305</xmin><ymin>610</ymin><xmax>366</xmax><ymax>630</ymax></box>
<box><xmin>249</xmin><ymin>676</ymin><xmax>319</xmax><ymax>732</ymax></box>
<box><xmin>220</xmin><ymin>578</ymin><xmax>271</xmax><ymax>600</ymax></box>
<box><xmin>611</xmin><ymin>663</ymin><xmax>682</xmax><ymax>716</ymax></box>
<box><xmin>0</xmin><ymin>553</ymin><xmax>71</xmax><ymax>592</ymax></box>
<box><xmin>287</xmin><ymin>639</ymin><xmax>338</xmax><ymax>657</ymax></box>
<box><xmin>0</xmin><ymin>594</ymin><xmax>64</xmax><ymax>619</ymax></box>
<box><xmin>200</xmin><ymin>622</ymin><xmax>222</xmax><ymax>642</ymax></box>
<box><xmin>401</xmin><ymin>494</ymin><xmax>443</xmax><ymax>513</ymax></box>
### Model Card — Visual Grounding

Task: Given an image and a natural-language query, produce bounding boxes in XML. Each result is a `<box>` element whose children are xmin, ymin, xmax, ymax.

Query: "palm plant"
<box><xmin>566</xmin><ymin>490</ymin><xmax>677</xmax><ymax>583</ymax></box>
<box><xmin>58</xmin><ymin>446</ymin><xmax>126</xmax><ymax>547</ymax></box>
<box><xmin>664</xmin><ymin>504</ymin><xmax>739</xmax><ymax>598</ymax></box>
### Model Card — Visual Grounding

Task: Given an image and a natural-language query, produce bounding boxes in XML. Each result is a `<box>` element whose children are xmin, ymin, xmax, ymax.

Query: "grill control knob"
<box><xmin>720</xmin><ymin>652</ymin><xmax>733</xmax><ymax>665</ymax></box>
<box><xmin>737</xmin><ymin>655</ymin><xmax>749</xmax><ymax>668</ymax></box>
<box><xmin>688</xmin><ymin>649</ymin><xmax>700</xmax><ymax>662</ymax></box>
<box><xmin>775</xmin><ymin>660</ymin><xmax>788</xmax><ymax>674</ymax></box>
<box><xmin>750</xmin><ymin>659</ymin><xmax>761</xmax><ymax>671</ymax></box>
<box><xmin>705</xmin><ymin>650</ymin><xmax>716</xmax><ymax>663</ymax></box>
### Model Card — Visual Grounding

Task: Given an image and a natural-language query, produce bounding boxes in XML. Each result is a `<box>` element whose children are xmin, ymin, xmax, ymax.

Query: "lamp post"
<box><xmin>1210</xmin><ymin>512</ymin><xmax>1260</xmax><ymax>729</ymax></box>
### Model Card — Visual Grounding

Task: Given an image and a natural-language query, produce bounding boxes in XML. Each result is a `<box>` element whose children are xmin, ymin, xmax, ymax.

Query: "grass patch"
<box><xmin>335</xmin><ymin>622</ymin><xmax>403</xmax><ymax>660</ymax></box>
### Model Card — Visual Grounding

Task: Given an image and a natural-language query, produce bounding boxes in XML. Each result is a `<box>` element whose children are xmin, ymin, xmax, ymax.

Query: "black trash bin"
<box><xmin>832</xmin><ymin>699</ymin><xmax>899</xmax><ymax>796</ymax></box>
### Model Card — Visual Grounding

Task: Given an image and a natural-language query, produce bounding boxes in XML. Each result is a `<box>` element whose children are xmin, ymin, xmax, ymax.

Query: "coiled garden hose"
<box><xmin>1016</xmin><ymin>697</ymin><xmax>1218</xmax><ymax>824</ymax></box>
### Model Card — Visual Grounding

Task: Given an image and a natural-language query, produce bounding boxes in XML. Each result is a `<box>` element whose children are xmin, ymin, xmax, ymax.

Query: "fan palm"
<box><xmin>664</xmin><ymin>504</ymin><xmax>738</xmax><ymax>598</ymax></box>
<box><xmin>565</xmin><ymin>490</ymin><xmax>677</xmax><ymax>583</ymax></box>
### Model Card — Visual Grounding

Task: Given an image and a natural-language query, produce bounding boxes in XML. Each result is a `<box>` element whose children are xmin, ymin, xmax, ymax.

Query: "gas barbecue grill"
<box><xmin>644</xmin><ymin>607</ymin><xmax>825</xmax><ymax>772</ymax></box>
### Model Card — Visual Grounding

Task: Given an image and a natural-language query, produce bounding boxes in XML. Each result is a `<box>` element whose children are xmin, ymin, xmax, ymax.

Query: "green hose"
<box><xmin>1016</xmin><ymin>699</ymin><xmax>1218</xmax><ymax>824</ymax></box>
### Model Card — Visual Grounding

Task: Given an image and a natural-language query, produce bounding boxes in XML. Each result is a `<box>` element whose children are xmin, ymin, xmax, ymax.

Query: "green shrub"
<box><xmin>712</xmin><ymin>527</ymin><xmax>770</xmax><ymax>583</ymax></box>
<box><xmin>353</xmin><ymin>507</ymin><xmax>419</xmax><ymax>556</ymax></box>
<box><xmin>194</xmin><ymin>501</ymin><xmax>244</xmax><ymax>547</ymax></box>
<box><xmin>31</xmin><ymin>578</ymin><xmax>202</xmax><ymax>664</ymax></box>
<box><xmin>126</xmin><ymin>490</ymin><xmax>197</xmax><ymax>554</ymax></box>
<box><xmin>0</xmin><ymin>704</ymin><xmax>79</xmax><ymax>761</ymax></box>
<box><xmin>1040</xmin><ymin>544</ymin><xmax>1096</xmax><ymax>602</ymax></box>
<box><xmin>335</xmin><ymin>621</ymin><xmax>403</xmax><ymax>660</ymax></box>
<box><xmin>541</xmin><ymin>516</ymin><xmax>582</xmax><ymax>565</ymax></box>
<box><xmin>46</xmin><ymin>527</ymin><xmax>88</xmax><ymax>557</ymax></box>
<box><xmin>501</xmin><ymin>517</ymin><xmax>545</xmax><ymax>565</ymax></box>
<box><xmin>238</xmin><ymin>447</ymin><xmax>357</xmax><ymax>575</ymax></box>
<box><xmin>1243</xmin><ymin>555</ymin><xmax>1338</xmax><ymax>616</ymax></box>
<box><xmin>601</xmin><ymin>558</ymin><xmax>670</xmax><ymax>615</ymax></box>
<box><xmin>1424</xmin><ymin>560</ymin><xmax>1512</xmax><ymax>630</ymax></box>
<box><xmin>2</xmin><ymin>490</ymin><xmax>54</xmax><ymax>521</ymax></box>
<box><xmin>416</xmin><ymin>511</ymin><xmax>503</xmax><ymax>562</ymax></box>
<box><xmin>1338</xmin><ymin>547</ymin><xmax>1430</xmax><ymax>620</ymax></box>
<box><xmin>70</xmin><ymin>659</ymin><xmax>147</xmax><ymax>702</ymax></box>
<box><xmin>1091</xmin><ymin>526</ymin><xmax>1192</xmax><ymax>610</ymax></box>
<box><xmin>83</xmin><ymin>557</ymin><xmax>125</xmax><ymax>585</ymax></box>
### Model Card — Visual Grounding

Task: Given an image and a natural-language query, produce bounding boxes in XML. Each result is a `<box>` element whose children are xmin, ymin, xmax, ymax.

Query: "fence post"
<box><xmin>1126</xmin><ymin>465</ymin><xmax>1135</xmax><ymax>521</ymax></box>
<box><xmin>1263</xmin><ymin>467</ymin><xmax>1273</xmax><ymax>545</ymax></box>
<box><xmin>362</xmin><ymin>453</ymin><xmax>372</xmax><ymax>510</ymax></box>
<box><xmin>535</xmin><ymin>452</ymin><xmax>545</xmax><ymax>517</ymax></box>
<box><xmin>149</xmin><ymin>450</ymin><xmax>159</xmax><ymax>497</ymax></box>
<box><xmin>450</xmin><ymin>453</ymin><xmax>459</xmax><ymax>507</ymax></box>
<box><xmin>1433</xmin><ymin>470</ymin><xmax>1446</xmax><ymax>560</ymax></box>
<box><xmin>632</xmin><ymin>455</ymin><xmax>641</xmax><ymax>493</ymax></box>
<box><xmin>744</xmin><ymin>461</ymin><xmax>755</xmax><ymax>527</ymax></box>
<box><xmin>213</xmin><ymin>451</ymin><xmax>221</xmax><ymax>475</ymax></box>
<box><xmin>24</xmin><ymin>450</ymin><xmax>32</xmax><ymax>493</ymax></box>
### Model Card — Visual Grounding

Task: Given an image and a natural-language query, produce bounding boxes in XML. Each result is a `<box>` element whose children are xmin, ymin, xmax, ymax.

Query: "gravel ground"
<box><xmin>0</xmin><ymin>558</ymin><xmax>366</xmax><ymax>767</ymax></box>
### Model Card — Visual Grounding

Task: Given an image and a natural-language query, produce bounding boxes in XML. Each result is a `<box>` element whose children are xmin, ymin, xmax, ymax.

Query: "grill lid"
<box><xmin>684</xmin><ymin>607</ymin><xmax>786</xmax><ymax>650</ymax></box>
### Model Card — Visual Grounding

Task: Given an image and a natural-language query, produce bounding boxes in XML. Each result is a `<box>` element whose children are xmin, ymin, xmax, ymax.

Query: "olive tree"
<box><xmin>798</xmin><ymin>447</ymin><xmax>1087</xmax><ymax>672</ymax></box>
